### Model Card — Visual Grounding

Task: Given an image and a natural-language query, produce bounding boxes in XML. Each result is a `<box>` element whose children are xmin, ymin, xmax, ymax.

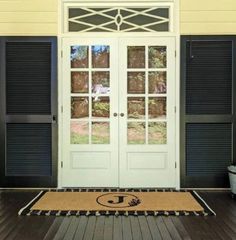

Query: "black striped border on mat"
<box><xmin>18</xmin><ymin>189</ymin><xmax>216</xmax><ymax>217</ymax></box>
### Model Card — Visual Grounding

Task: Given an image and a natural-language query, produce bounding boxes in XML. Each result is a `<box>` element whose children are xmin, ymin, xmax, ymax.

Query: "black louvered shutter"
<box><xmin>181</xmin><ymin>36</ymin><xmax>236</xmax><ymax>188</ymax></box>
<box><xmin>0</xmin><ymin>37</ymin><xmax>57</xmax><ymax>187</ymax></box>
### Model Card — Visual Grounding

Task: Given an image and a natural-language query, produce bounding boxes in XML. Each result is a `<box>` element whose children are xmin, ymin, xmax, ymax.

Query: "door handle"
<box><xmin>52</xmin><ymin>115</ymin><xmax>57</xmax><ymax>123</ymax></box>
<box><xmin>120</xmin><ymin>113</ymin><xmax>125</xmax><ymax>117</ymax></box>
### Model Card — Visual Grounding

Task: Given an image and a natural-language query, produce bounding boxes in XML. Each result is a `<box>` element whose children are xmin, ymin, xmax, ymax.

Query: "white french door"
<box><xmin>62</xmin><ymin>38</ymin><xmax>119</xmax><ymax>187</ymax></box>
<box><xmin>119</xmin><ymin>38</ymin><xmax>176</xmax><ymax>187</ymax></box>
<box><xmin>62</xmin><ymin>37</ymin><xmax>176</xmax><ymax>188</ymax></box>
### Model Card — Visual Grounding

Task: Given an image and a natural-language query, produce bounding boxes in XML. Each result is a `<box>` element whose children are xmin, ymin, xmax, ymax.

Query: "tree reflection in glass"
<box><xmin>71</xmin><ymin>72</ymin><xmax>89</xmax><ymax>93</ymax></box>
<box><xmin>92</xmin><ymin>45</ymin><xmax>110</xmax><ymax>68</ymax></box>
<box><xmin>148</xmin><ymin>122</ymin><xmax>167</xmax><ymax>144</ymax></box>
<box><xmin>148</xmin><ymin>71</ymin><xmax>166</xmax><ymax>94</ymax></box>
<box><xmin>128</xmin><ymin>97</ymin><xmax>145</xmax><ymax>119</ymax></box>
<box><xmin>148</xmin><ymin>46</ymin><xmax>166</xmax><ymax>68</ymax></box>
<box><xmin>92</xmin><ymin>122</ymin><xmax>110</xmax><ymax>144</ymax></box>
<box><xmin>92</xmin><ymin>97</ymin><xmax>110</xmax><ymax>118</ymax></box>
<box><xmin>71</xmin><ymin>97</ymin><xmax>89</xmax><ymax>118</ymax></box>
<box><xmin>71</xmin><ymin>46</ymin><xmax>88</xmax><ymax>68</ymax></box>
<box><xmin>127</xmin><ymin>72</ymin><xmax>145</xmax><ymax>94</ymax></box>
<box><xmin>71</xmin><ymin>121</ymin><xmax>89</xmax><ymax>144</ymax></box>
<box><xmin>92</xmin><ymin>71</ymin><xmax>110</xmax><ymax>94</ymax></box>
<box><xmin>128</xmin><ymin>46</ymin><xmax>145</xmax><ymax>68</ymax></box>
<box><xmin>148</xmin><ymin>97</ymin><xmax>166</xmax><ymax>119</ymax></box>
<box><xmin>127</xmin><ymin>122</ymin><xmax>145</xmax><ymax>144</ymax></box>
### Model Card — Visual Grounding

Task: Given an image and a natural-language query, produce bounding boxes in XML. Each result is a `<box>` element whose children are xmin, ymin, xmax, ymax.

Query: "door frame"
<box><xmin>57</xmin><ymin>0</ymin><xmax>180</xmax><ymax>189</ymax></box>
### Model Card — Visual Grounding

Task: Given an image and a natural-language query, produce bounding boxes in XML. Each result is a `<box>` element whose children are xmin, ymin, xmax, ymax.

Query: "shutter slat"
<box><xmin>6</xmin><ymin>124</ymin><xmax>52</xmax><ymax>176</ymax></box>
<box><xmin>6</xmin><ymin>42</ymin><xmax>51</xmax><ymax>114</ymax></box>
<box><xmin>186</xmin><ymin>41</ymin><xmax>232</xmax><ymax>114</ymax></box>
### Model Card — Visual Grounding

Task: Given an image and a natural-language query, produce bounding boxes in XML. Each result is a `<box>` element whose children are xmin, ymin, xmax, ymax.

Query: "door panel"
<box><xmin>119</xmin><ymin>38</ymin><xmax>176</xmax><ymax>188</ymax></box>
<box><xmin>62</xmin><ymin>38</ymin><xmax>119</xmax><ymax>187</ymax></box>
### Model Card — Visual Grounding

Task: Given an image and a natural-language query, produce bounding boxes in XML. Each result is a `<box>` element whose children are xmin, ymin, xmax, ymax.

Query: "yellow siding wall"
<box><xmin>180</xmin><ymin>0</ymin><xmax>236</xmax><ymax>34</ymax></box>
<box><xmin>1</xmin><ymin>0</ymin><xmax>236</xmax><ymax>35</ymax></box>
<box><xmin>0</xmin><ymin>0</ymin><xmax>58</xmax><ymax>35</ymax></box>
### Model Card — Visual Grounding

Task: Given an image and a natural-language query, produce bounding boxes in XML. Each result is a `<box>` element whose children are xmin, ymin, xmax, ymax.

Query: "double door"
<box><xmin>62</xmin><ymin>37</ymin><xmax>176</xmax><ymax>188</ymax></box>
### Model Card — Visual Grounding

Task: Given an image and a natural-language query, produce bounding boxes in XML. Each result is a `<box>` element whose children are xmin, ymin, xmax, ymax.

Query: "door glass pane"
<box><xmin>92</xmin><ymin>96</ymin><xmax>110</xmax><ymax>118</ymax></box>
<box><xmin>148</xmin><ymin>97</ymin><xmax>166</xmax><ymax>119</ymax></box>
<box><xmin>148</xmin><ymin>122</ymin><xmax>167</xmax><ymax>144</ymax></box>
<box><xmin>148</xmin><ymin>46</ymin><xmax>166</xmax><ymax>68</ymax></box>
<box><xmin>92</xmin><ymin>71</ymin><xmax>110</xmax><ymax>94</ymax></box>
<box><xmin>128</xmin><ymin>46</ymin><xmax>145</xmax><ymax>68</ymax></box>
<box><xmin>148</xmin><ymin>71</ymin><xmax>166</xmax><ymax>94</ymax></box>
<box><xmin>71</xmin><ymin>121</ymin><xmax>89</xmax><ymax>144</ymax></box>
<box><xmin>71</xmin><ymin>97</ymin><xmax>89</xmax><ymax>118</ymax></box>
<box><xmin>128</xmin><ymin>97</ymin><xmax>145</xmax><ymax>119</ymax></box>
<box><xmin>92</xmin><ymin>45</ymin><xmax>110</xmax><ymax>68</ymax></box>
<box><xmin>71</xmin><ymin>72</ymin><xmax>89</xmax><ymax>93</ymax></box>
<box><xmin>92</xmin><ymin>122</ymin><xmax>110</xmax><ymax>144</ymax></box>
<box><xmin>71</xmin><ymin>46</ymin><xmax>89</xmax><ymax>68</ymax></box>
<box><xmin>127</xmin><ymin>72</ymin><xmax>145</xmax><ymax>94</ymax></box>
<box><xmin>127</xmin><ymin>122</ymin><xmax>145</xmax><ymax>144</ymax></box>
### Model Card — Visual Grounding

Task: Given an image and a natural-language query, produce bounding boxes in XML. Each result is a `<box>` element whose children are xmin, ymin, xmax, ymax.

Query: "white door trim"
<box><xmin>57</xmin><ymin>0</ymin><xmax>180</xmax><ymax>189</ymax></box>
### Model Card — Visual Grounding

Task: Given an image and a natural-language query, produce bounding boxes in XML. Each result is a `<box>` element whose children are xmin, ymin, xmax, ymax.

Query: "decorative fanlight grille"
<box><xmin>68</xmin><ymin>7</ymin><xmax>170</xmax><ymax>32</ymax></box>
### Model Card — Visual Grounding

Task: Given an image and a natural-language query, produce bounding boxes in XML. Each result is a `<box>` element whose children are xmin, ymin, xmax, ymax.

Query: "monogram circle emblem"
<box><xmin>96</xmin><ymin>193</ymin><xmax>141</xmax><ymax>208</ymax></box>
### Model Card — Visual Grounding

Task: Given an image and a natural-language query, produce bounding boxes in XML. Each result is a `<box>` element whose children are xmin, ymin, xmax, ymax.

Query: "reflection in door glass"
<box><xmin>148</xmin><ymin>122</ymin><xmax>167</xmax><ymax>144</ymax></box>
<box><xmin>92</xmin><ymin>45</ymin><xmax>110</xmax><ymax>68</ymax></box>
<box><xmin>92</xmin><ymin>122</ymin><xmax>110</xmax><ymax>144</ymax></box>
<box><xmin>92</xmin><ymin>71</ymin><xmax>110</xmax><ymax>94</ymax></box>
<box><xmin>148</xmin><ymin>97</ymin><xmax>166</xmax><ymax>119</ymax></box>
<box><xmin>127</xmin><ymin>72</ymin><xmax>145</xmax><ymax>94</ymax></box>
<box><xmin>71</xmin><ymin>121</ymin><xmax>89</xmax><ymax>144</ymax></box>
<box><xmin>148</xmin><ymin>46</ymin><xmax>166</xmax><ymax>68</ymax></box>
<box><xmin>71</xmin><ymin>46</ymin><xmax>89</xmax><ymax>68</ymax></box>
<box><xmin>127</xmin><ymin>122</ymin><xmax>145</xmax><ymax>144</ymax></box>
<box><xmin>92</xmin><ymin>97</ymin><xmax>110</xmax><ymax>118</ymax></box>
<box><xmin>148</xmin><ymin>71</ymin><xmax>166</xmax><ymax>94</ymax></box>
<box><xmin>128</xmin><ymin>46</ymin><xmax>145</xmax><ymax>68</ymax></box>
<box><xmin>71</xmin><ymin>97</ymin><xmax>89</xmax><ymax>118</ymax></box>
<box><xmin>71</xmin><ymin>72</ymin><xmax>89</xmax><ymax>93</ymax></box>
<box><xmin>128</xmin><ymin>97</ymin><xmax>145</xmax><ymax>119</ymax></box>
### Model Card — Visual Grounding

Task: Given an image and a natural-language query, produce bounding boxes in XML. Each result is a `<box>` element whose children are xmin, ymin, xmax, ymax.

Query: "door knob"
<box><xmin>120</xmin><ymin>113</ymin><xmax>125</xmax><ymax>117</ymax></box>
<box><xmin>113</xmin><ymin>113</ymin><xmax>118</xmax><ymax>117</ymax></box>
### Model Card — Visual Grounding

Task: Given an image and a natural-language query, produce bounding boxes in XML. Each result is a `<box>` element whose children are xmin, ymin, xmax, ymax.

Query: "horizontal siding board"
<box><xmin>0</xmin><ymin>0</ymin><xmax>57</xmax><ymax>12</ymax></box>
<box><xmin>181</xmin><ymin>23</ymin><xmax>236</xmax><ymax>34</ymax></box>
<box><xmin>180</xmin><ymin>0</ymin><xmax>236</xmax><ymax>11</ymax></box>
<box><xmin>0</xmin><ymin>12</ymin><xmax>57</xmax><ymax>23</ymax></box>
<box><xmin>0</xmin><ymin>23</ymin><xmax>57</xmax><ymax>35</ymax></box>
<box><xmin>181</xmin><ymin>11</ymin><xmax>236</xmax><ymax>23</ymax></box>
<box><xmin>180</xmin><ymin>0</ymin><xmax>236</xmax><ymax>34</ymax></box>
<box><xmin>0</xmin><ymin>0</ymin><xmax>57</xmax><ymax>35</ymax></box>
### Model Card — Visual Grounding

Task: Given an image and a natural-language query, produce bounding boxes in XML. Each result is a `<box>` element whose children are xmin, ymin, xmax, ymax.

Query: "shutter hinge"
<box><xmin>61</xmin><ymin>106</ymin><xmax>63</xmax><ymax>113</ymax></box>
<box><xmin>61</xmin><ymin>161</ymin><xmax>63</xmax><ymax>168</ymax></box>
<box><xmin>175</xmin><ymin>50</ymin><xmax>177</xmax><ymax>57</ymax></box>
<box><xmin>175</xmin><ymin>162</ymin><xmax>177</xmax><ymax>168</ymax></box>
<box><xmin>174</xmin><ymin>106</ymin><xmax>176</xmax><ymax>113</ymax></box>
<box><xmin>61</xmin><ymin>50</ymin><xmax>63</xmax><ymax>58</ymax></box>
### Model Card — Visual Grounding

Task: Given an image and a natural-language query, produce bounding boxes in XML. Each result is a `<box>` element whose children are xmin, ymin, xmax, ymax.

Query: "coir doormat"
<box><xmin>18</xmin><ymin>189</ymin><xmax>216</xmax><ymax>216</ymax></box>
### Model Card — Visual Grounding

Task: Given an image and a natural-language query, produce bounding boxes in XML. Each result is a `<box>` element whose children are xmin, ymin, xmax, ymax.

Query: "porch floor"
<box><xmin>0</xmin><ymin>191</ymin><xmax>235</xmax><ymax>240</ymax></box>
